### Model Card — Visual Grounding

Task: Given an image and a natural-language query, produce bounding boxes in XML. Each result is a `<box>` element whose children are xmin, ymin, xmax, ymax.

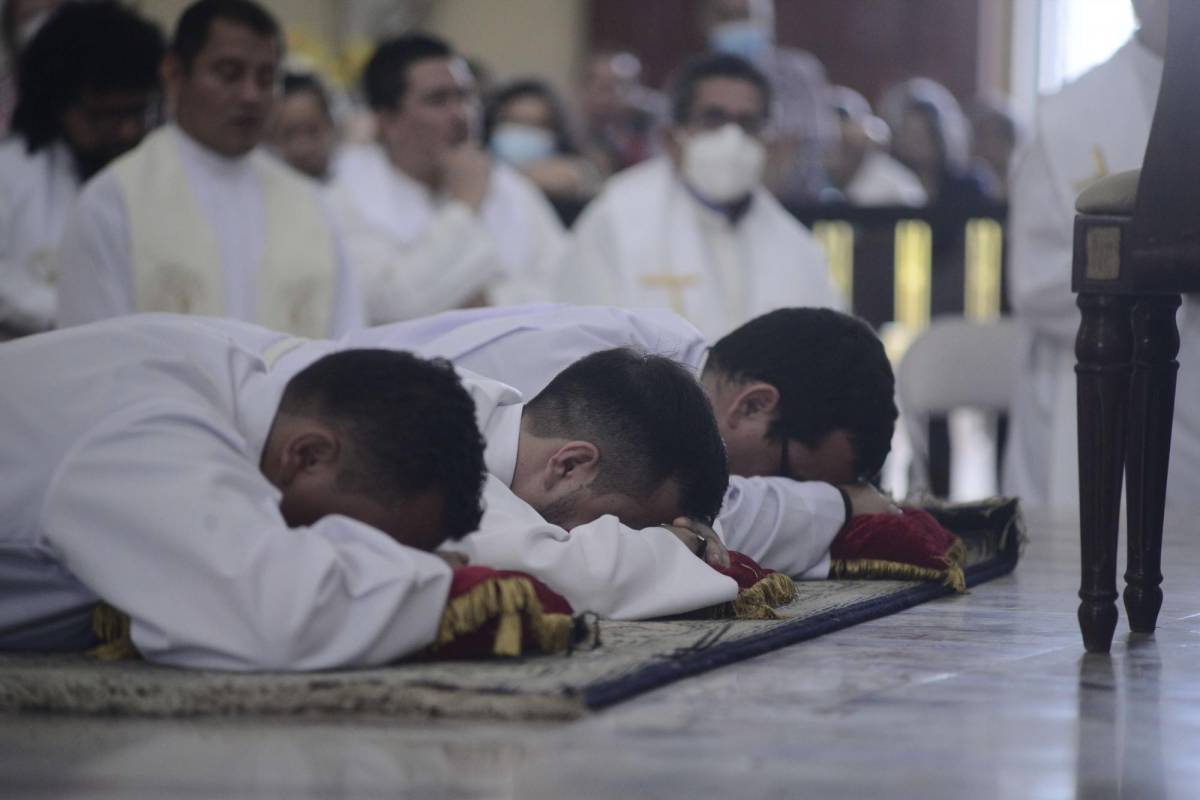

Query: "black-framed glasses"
<box><xmin>689</xmin><ymin>107</ymin><xmax>768</xmax><ymax>137</ymax></box>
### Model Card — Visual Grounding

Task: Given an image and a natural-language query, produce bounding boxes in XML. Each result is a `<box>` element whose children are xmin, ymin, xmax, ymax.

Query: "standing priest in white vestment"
<box><xmin>55</xmin><ymin>0</ymin><xmax>363</xmax><ymax>337</ymax></box>
<box><xmin>330</xmin><ymin>33</ymin><xmax>566</xmax><ymax>323</ymax></box>
<box><xmin>0</xmin><ymin>315</ymin><xmax>491</xmax><ymax>670</ymax></box>
<box><xmin>1003</xmin><ymin>0</ymin><xmax>1200</xmax><ymax>519</ymax></box>
<box><xmin>554</xmin><ymin>53</ymin><xmax>841</xmax><ymax>341</ymax></box>
<box><xmin>0</xmin><ymin>2</ymin><xmax>163</xmax><ymax>339</ymax></box>
<box><xmin>343</xmin><ymin>304</ymin><xmax>901</xmax><ymax>579</ymax></box>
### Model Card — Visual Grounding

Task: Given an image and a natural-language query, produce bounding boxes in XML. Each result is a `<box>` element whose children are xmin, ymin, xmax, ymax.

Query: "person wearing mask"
<box><xmin>484</xmin><ymin>78</ymin><xmax>600</xmax><ymax>201</ymax></box>
<box><xmin>554</xmin><ymin>53</ymin><xmax>841</xmax><ymax>341</ymax></box>
<box><xmin>701</xmin><ymin>0</ymin><xmax>833</xmax><ymax>202</ymax></box>
<box><xmin>0</xmin><ymin>1</ymin><xmax>162</xmax><ymax>338</ymax></box>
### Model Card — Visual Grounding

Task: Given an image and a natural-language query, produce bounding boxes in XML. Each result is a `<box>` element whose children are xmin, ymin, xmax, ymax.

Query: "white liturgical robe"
<box><xmin>0</xmin><ymin>315</ymin><xmax>451</xmax><ymax>670</ymax></box>
<box><xmin>343</xmin><ymin>304</ymin><xmax>847</xmax><ymax>578</ymax></box>
<box><xmin>1004</xmin><ymin>37</ymin><xmax>1200</xmax><ymax>519</ymax></box>
<box><xmin>330</xmin><ymin>143</ymin><xmax>566</xmax><ymax>323</ymax></box>
<box><xmin>0</xmin><ymin>139</ymin><xmax>78</xmax><ymax>336</ymax></box>
<box><xmin>440</xmin><ymin>375</ymin><xmax>739</xmax><ymax>619</ymax></box>
<box><xmin>553</xmin><ymin>157</ymin><xmax>842</xmax><ymax>340</ymax></box>
<box><xmin>56</xmin><ymin>125</ymin><xmax>363</xmax><ymax>337</ymax></box>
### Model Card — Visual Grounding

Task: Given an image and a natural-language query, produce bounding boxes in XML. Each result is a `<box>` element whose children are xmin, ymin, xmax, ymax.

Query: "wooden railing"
<box><xmin>550</xmin><ymin>197</ymin><xmax>1010</xmax><ymax>331</ymax></box>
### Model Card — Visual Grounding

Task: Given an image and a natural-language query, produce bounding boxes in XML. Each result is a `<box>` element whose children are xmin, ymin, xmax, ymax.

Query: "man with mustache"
<box><xmin>330</xmin><ymin>33</ymin><xmax>566</xmax><ymax>323</ymax></box>
<box><xmin>55</xmin><ymin>0</ymin><xmax>363</xmax><ymax>338</ymax></box>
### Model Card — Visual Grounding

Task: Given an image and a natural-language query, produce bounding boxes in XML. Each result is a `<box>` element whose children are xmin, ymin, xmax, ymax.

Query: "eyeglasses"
<box><xmin>689</xmin><ymin>107</ymin><xmax>767</xmax><ymax>137</ymax></box>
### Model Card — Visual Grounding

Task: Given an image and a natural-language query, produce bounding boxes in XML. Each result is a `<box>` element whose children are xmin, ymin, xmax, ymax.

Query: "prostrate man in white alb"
<box><xmin>434</xmin><ymin>347</ymin><xmax>741</xmax><ymax>619</ymax></box>
<box><xmin>0</xmin><ymin>315</ymin><xmax>490</xmax><ymax>670</ymax></box>
<box><xmin>343</xmin><ymin>304</ymin><xmax>900</xmax><ymax>579</ymax></box>
<box><xmin>331</xmin><ymin>33</ymin><xmax>566</xmax><ymax>323</ymax></box>
<box><xmin>554</xmin><ymin>53</ymin><xmax>841</xmax><ymax>340</ymax></box>
<box><xmin>0</xmin><ymin>2</ymin><xmax>163</xmax><ymax>338</ymax></box>
<box><xmin>1004</xmin><ymin>0</ymin><xmax>1200</xmax><ymax>519</ymax></box>
<box><xmin>56</xmin><ymin>0</ymin><xmax>362</xmax><ymax>337</ymax></box>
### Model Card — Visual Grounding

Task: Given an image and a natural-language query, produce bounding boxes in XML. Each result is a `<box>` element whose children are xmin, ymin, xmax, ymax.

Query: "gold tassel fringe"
<box><xmin>730</xmin><ymin>572</ymin><xmax>799</xmax><ymax>620</ymax></box>
<box><xmin>88</xmin><ymin>603</ymin><xmax>140</xmax><ymax>661</ymax></box>
<box><xmin>434</xmin><ymin>575</ymin><xmax>574</xmax><ymax>657</ymax></box>
<box><xmin>829</xmin><ymin>535</ymin><xmax>968</xmax><ymax>593</ymax></box>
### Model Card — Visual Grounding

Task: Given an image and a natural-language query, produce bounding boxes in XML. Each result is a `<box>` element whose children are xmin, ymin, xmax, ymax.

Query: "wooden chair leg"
<box><xmin>1124</xmin><ymin>294</ymin><xmax>1182</xmax><ymax>633</ymax></box>
<box><xmin>1076</xmin><ymin>293</ymin><xmax>1134</xmax><ymax>653</ymax></box>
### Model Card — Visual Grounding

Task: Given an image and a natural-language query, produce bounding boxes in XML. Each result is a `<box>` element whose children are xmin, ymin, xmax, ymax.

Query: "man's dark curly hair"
<box><xmin>278</xmin><ymin>349</ymin><xmax>486</xmax><ymax>541</ymax></box>
<box><xmin>10</xmin><ymin>1</ymin><xmax>165</xmax><ymax>153</ymax></box>
<box><xmin>525</xmin><ymin>348</ymin><xmax>729</xmax><ymax>525</ymax></box>
<box><xmin>705</xmin><ymin>308</ymin><xmax>898</xmax><ymax>482</ymax></box>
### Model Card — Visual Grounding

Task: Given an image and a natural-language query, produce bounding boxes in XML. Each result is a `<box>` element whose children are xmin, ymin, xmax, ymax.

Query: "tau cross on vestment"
<box><xmin>640</xmin><ymin>272</ymin><xmax>701</xmax><ymax>316</ymax></box>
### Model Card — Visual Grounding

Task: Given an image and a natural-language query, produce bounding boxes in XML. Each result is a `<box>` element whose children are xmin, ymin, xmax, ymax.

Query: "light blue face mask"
<box><xmin>708</xmin><ymin>20</ymin><xmax>772</xmax><ymax>61</ymax></box>
<box><xmin>489</xmin><ymin>123</ymin><xmax>556</xmax><ymax>167</ymax></box>
<box><xmin>705</xmin><ymin>20</ymin><xmax>772</xmax><ymax>60</ymax></box>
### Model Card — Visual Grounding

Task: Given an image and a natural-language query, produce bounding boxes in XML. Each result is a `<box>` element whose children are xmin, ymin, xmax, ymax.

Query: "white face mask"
<box><xmin>489</xmin><ymin>123</ymin><xmax>556</xmax><ymax>167</ymax></box>
<box><xmin>708</xmin><ymin>20</ymin><xmax>772</xmax><ymax>60</ymax></box>
<box><xmin>681</xmin><ymin>123</ymin><xmax>766</xmax><ymax>204</ymax></box>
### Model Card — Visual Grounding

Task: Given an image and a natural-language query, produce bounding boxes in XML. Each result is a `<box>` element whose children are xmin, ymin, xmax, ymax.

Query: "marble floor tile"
<box><xmin>3</xmin><ymin>511</ymin><xmax>1199</xmax><ymax>799</ymax></box>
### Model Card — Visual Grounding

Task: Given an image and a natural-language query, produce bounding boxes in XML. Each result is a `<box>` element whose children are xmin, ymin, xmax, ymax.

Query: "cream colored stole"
<box><xmin>112</xmin><ymin>129</ymin><xmax>335</xmax><ymax>337</ymax></box>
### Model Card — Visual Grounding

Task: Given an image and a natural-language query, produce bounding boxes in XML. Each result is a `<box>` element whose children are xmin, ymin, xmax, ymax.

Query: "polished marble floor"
<box><xmin>3</xmin><ymin>511</ymin><xmax>1198</xmax><ymax>799</ymax></box>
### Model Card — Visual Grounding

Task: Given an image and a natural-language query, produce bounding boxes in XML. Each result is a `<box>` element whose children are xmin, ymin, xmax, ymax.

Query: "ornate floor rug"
<box><xmin>0</xmin><ymin>500</ymin><xmax>1022</xmax><ymax>721</ymax></box>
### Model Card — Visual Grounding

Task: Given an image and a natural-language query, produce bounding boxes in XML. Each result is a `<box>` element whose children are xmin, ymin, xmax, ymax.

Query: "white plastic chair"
<box><xmin>897</xmin><ymin>316</ymin><xmax>1023</xmax><ymax>497</ymax></box>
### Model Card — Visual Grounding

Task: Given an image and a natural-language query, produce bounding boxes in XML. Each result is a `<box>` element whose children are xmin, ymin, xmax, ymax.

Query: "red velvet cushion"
<box><xmin>711</xmin><ymin>550</ymin><xmax>776</xmax><ymax>590</ymax></box>
<box><xmin>429</xmin><ymin>566</ymin><xmax>575</xmax><ymax>660</ymax></box>
<box><xmin>830</xmin><ymin>508</ymin><xmax>960</xmax><ymax>570</ymax></box>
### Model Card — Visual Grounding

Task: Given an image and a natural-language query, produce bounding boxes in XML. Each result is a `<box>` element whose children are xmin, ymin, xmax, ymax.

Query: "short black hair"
<box><xmin>705</xmin><ymin>308</ymin><xmax>898</xmax><ymax>481</ymax></box>
<box><xmin>281</xmin><ymin>71</ymin><xmax>333</xmax><ymax>120</ymax></box>
<box><xmin>669</xmin><ymin>52</ymin><xmax>771</xmax><ymax>126</ymax></box>
<box><xmin>10</xmin><ymin>1</ymin><xmax>165</xmax><ymax>153</ymax></box>
<box><xmin>525</xmin><ymin>348</ymin><xmax>729</xmax><ymax>525</ymax></box>
<box><xmin>483</xmin><ymin>78</ymin><xmax>579</xmax><ymax>155</ymax></box>
<box><xmin>278</xmin><ymin>349</ymin><xmax>486</xmax><ymax>541</ymax></box>
<box><xmin>171</xmin><ymin>0</ymin><xmax>280</xmax><ymax>72</ymax></box>
<box><xmin>362</xmin><ymin>33</ymin><xmax>453</xmax><ymax>111</ymax></box>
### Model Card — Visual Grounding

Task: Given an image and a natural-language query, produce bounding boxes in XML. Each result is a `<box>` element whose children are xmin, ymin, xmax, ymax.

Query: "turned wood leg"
<box><xmin>1124</xmin><ymin>294</ymin><xmax>1182</xmax><ymax>633</ymax></box>
<box><xmin>1076</xmin><ymin>293</ymin><xmax>1134</xmax><ymax>653</ymax></box>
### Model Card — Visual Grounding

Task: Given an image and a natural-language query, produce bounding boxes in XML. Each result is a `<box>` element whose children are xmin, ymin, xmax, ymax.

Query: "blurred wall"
<box><xmin>589</xmin><ymin>0</ymin><xmax>1016</xmax><ymax>108</ymax></box>
<box><xmin>138</xmin><ymin>0</ymin><xmax>586</xmax><ymax>95</ymax></box>
<box><xmin>426</xmin><ymin>0</ymin><xmax>586</xmax><ymax>93</ymax></box>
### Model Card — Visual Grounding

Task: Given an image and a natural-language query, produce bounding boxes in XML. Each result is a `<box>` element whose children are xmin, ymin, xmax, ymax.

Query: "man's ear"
<box><xmin>727</xmin><ymin>381</ymin><xmax>780</xmax><ymax>430</ymax></box>
<box><xmin>277</xmin><ymin>427</ymin><xmax>340</xmax><ymax>487</ymax></box>
<box><xmin>542</xmin><ymin>440</ymin><xmax>601</xmax><ymax>491</ymax></box>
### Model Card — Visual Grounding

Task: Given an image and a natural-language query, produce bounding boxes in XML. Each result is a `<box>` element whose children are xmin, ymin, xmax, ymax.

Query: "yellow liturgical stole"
<box><xmin>112</xmin><ymin>128</ymin><xmax>335</xmax><ymax>337</ymax></box>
